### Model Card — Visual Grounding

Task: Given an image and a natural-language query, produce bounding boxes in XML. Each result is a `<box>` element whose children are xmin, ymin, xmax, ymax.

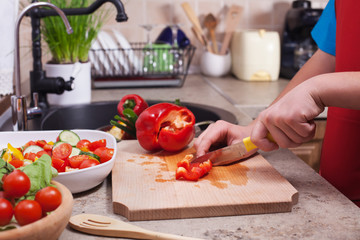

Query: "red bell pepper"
<box><xmin>175</xmin><ymin>155</ymin><xmax>212</xmax><ymax>181</ymax></box>
<box><xmin>117</xmin><ymin>94</ymin><xmax>148</xmax><ymax>117</ymax></box>
<box><xmin>135</xmin><ymin>103</ymin><xmax>196</xmax><ymax>152</ymax></box>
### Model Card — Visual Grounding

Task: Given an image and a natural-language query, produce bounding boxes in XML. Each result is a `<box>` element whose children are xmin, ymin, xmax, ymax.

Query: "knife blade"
<box><xmin>190</xmin><ymin>136</ymin><xmax>258</xmax><ymax>166</ymax></box>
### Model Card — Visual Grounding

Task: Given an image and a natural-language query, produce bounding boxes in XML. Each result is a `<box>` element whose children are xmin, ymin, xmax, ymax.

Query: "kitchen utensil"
<box><xmin>69</xmin><ymin>214</ymin><xmax>202</xmax><ymax>240</ymax></box>
<box><xmin>191</xmin><ymin>134</ymin><xmax>275</xmax><ymax>165</ymax></box>
<box><xmin>231</xmin><ymin>29</ymin><xmax>280</xmax><ymax>81</ymax></box>
<box><xmin>190</xmin><ymin>137</ymin><xmax>257</xmax><ymax>166</ymax></box>
<box><xmin>112</xmin><ymin>140</ymin><xmax>298</xmax><ymax>221</ymax></box>
<box><xmin>181</xmin><ymin>2</ymin><xmax>212</xmax><ymax>53</ymax></box>
<box><xmin>0</xmin><ymin>130</ymin><xmax>117</xmax><ymax>194</ymax></box>
<box><xmin>191</xmin><ymin>26</ymin><xmax>206</xmax><ymax>46</ymax></box>
<box><xmin>0</xmin><ymin>181</ymin><xmax>73</xmax><ymax>240</ymax></box>
<box><xmin>200</xmin><ymin>46</ymin><xmax>231</xmax><ymax>77</ymax></box>
<box><xmin>220</xmin><ymin>5</ymin><xmax>243</xmax><ymax>55</ymax></box>
<box><xmin>204</xmin><ymin>13</ymin><xmax>218</xmax><ymax>54</ymax></box>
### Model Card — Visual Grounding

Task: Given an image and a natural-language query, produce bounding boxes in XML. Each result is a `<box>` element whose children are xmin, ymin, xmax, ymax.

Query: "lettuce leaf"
<box><xmin>0</xmin><ymin>158</ymin><xmax>15</xmax><ymax>189</ymax></box>
<box><xmin>19</xmin><ymin>154</ymin><xmax>58</xmax><ymax>197</ymax></box>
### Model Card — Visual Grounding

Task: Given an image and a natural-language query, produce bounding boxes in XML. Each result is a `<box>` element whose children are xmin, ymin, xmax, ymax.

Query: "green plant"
<box><xmin>40</xmin><ymin>0</ymin><xmax>107</xmax><ymax>64</ymax></box>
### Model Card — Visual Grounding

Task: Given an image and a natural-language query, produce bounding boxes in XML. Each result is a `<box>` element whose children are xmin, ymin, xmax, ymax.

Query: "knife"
<box><xmin>191</xmin><ymin>134</ymin><xmax>274</xmax><ymax>166</ymax></box>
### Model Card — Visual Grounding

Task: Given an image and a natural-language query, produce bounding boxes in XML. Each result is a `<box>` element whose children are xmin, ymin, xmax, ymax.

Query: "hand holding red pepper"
<box><xmin>135</xmin><ymin>103</ymin><xmax>196</xmax><ymax>152</ymax></box>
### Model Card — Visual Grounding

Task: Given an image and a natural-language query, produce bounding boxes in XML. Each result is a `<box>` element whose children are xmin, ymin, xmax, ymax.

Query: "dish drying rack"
<box><xmin>90</xmin><ymin>43</ymin><xmax>196</xmax><ymax>88</ymax></box>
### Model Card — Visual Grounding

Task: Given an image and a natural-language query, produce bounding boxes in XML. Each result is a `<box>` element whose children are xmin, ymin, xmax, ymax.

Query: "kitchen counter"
<box><xmin>57</xmin><ymin>74</ymin><xmax>359</xmax><ymax>240</ymax></box>
<box><xmin>1</xmin><ymin>74</ymin><xmax>359</xmax><ymax>239</ymax></box>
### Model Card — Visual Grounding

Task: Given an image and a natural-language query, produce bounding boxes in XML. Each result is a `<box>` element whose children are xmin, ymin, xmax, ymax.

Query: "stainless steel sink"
<box><xmin>20</xmin><ymin>100</ymin><xmax>237</xmax><ymax>132</ymax></box>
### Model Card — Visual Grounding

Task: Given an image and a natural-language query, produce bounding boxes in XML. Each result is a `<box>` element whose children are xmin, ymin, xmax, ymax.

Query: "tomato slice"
<box><xmin>52</xmin><ymin>143</ymin><xmax>72</xmax><ymax>160</ymax></box>
<box><xmin>36</xmin><ymin>150</ymin><xmax>50</xmax><ymax>158</ymax></box>
<box><xmin>24</xmin><ymin>152</ymin><xmax>36</xmax><ymax>161</ymax></box>
<box><xmin>52</xmin><ymin>157</ymin><xmax>66</xmax><ymax>173</ymax></box>
<box><xmin>79</xmin><ymin>158</ymin><xmax>100</xmax><ymax>169</ymax></box>
<box><xmin>69</xmin><ymin>155</ymin><xmax>89</xmax><ymax>168</ymax></box>
<box><xmin>24</xmin><ymin>141</ymin><xmax>36</xmax><ymax>148</ymax></box>
<box><xmin>76</xmin><ymin>139</ymin><xmax>91</xmax><ymax>152</ymax></box>
<box><xmin>35</xmin><ymin>140</ymin><xmax>47</xmax><ymax>148</ymax></box>
<box><xmin>88</xmin><ymin>139</ymin><xmax>106</xmax><ymax>151</ymax></box>
<box><xmin>43</xmin><ymin>144</ymin><xmax>53</xmax><ymax>152</ymax></box>
<box><xmin>94</xmin><ymin>147</ymin><xmax>114</xmax><ymax>163</ymax></box>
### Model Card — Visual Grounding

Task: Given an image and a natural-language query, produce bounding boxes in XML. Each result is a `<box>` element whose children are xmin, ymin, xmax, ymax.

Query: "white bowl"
<box><xmin>0</xmin><ymin>130</ymin><xmax>117</xmax><ymax>194</ymax></box>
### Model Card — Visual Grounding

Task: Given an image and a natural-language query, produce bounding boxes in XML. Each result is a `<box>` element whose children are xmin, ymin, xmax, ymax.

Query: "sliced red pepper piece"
<box><xmin>175</xmin><ymin>156</ymin><xmax>212</xmax><ymax>181</ymax></box>
<box><xmin>135</xmin><ymin>103</ymin><xmax>196</xmax><ymax>152</ymax></box>
<box><xmin>117</xmin><ymin>94</ymin><xmax>148</xmax><ymax>117</ymax></box>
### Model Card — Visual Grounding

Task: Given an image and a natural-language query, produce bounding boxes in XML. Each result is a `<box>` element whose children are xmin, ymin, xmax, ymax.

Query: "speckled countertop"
<box><xmin>56</xmin><ymin>74</ymin><xmax>360</xmax><ymax>240</ymax></box>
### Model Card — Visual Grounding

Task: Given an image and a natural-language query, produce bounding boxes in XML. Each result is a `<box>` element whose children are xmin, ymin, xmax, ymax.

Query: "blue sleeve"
<box><xmin>311</xmin><ymin>0</ymin><xmax>336</xmax><ymax>56</ymax></box>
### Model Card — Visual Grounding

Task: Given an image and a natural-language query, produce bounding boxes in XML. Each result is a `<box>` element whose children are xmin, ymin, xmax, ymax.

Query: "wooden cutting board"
<box><xmin>112</xmin><ymin>140</ymin><xmax>298</xmax><ymax>221</ymax></box>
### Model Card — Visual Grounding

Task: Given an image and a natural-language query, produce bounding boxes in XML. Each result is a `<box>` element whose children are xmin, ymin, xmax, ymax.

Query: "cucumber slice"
<box><xmin>58</xmin><ymin>130</ymin><xmax>80</xmax><ymax>146</ymax></box>
<box><xmin>80</xmin><ymin>151</ymin><xmax>100</xmax><ymax>161</ymax></box>
<box><xmin>0</xmin><ymin>148</ymin><xmax>6</xmax><ymax>158</ymax></box>
<box><xmin>23</xmin><ymin>145</ymin><xmax>44</xmax><ymax>155</ymax></box>
<box><xmin>69</xmin><ymin>147</ymin><xmax>81</xmax><ymax>158</ymax></box>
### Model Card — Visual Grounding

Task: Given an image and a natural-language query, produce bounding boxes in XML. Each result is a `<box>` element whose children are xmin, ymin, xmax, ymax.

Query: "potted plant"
<box><xmin>40</xmin><ymin>0</ymin><xmax>107</xmax><ymax>105</ymax></box>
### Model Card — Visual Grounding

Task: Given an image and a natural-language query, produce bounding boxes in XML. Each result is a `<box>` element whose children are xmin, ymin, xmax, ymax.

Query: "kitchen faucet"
<box><xmin>11</xmin><ymin>2</ymin><xmax>73</xmax><ymax>131</ymax></box>
<box><xmin>29</xmin><ymin>0</ymin><xmax>128</xmax><ymax>108</ymax></box>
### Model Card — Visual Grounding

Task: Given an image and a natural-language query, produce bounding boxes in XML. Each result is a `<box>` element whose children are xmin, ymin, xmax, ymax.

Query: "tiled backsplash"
<box><xmin>103</xmin><ymin>0</ymin><xmax>328</xmax><ymax>69</ymax></box>
<box><xmin>18</xmin><ymin>0</ymin><xmax>329</xmax><ymax>86</ymax></box>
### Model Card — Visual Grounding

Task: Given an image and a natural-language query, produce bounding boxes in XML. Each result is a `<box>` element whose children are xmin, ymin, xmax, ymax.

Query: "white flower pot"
<box><xmin>45</xmin><ymin>61</ymin><xmax>91</xmax><ymax>106</ymax></box>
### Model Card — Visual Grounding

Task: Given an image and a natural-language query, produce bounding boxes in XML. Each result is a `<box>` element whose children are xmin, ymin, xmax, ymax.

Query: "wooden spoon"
<box><xmin>181</xmin><ymin>2</ymin><xmax>212</xmax><ymax>53</ymax></box>
<box><xmin>204</xmin><ymin>13</ymin><xmax>218</xmax><ymax>54</ymax></box>
<box><xmin>69</xmin><ymin>213</ymin><xmax>203</xmax><ymax>240</ymax></box>
<box><xmin>220</xmin><ymin>5</ymin><xmax>243</xmax><ymax>55</ymax></box>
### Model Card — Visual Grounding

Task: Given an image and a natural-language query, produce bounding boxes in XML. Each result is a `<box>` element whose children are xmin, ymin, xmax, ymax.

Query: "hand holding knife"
<box><xmin>191</xmin><ymin>134</ymin><xmax>274</xmax><ymax>166</ymax></box>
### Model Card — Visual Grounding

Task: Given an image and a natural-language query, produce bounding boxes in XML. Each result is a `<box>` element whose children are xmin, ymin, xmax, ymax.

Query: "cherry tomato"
<box><xmin>14</xmin><ymin>200</ymin><xmax>42</xmax><ymax>226</ymax></box>
<box><xmin>43</xmin><ymin>143</ymin><xmax>53</xmax><ymax>152</ymax></box>
<box><xmin>24</xmin><ymin>141</ymin><xmax>36</xmax><ymax>148</ymax></box>
<box><xmin>3</xmin><ymin>169</ymin><xmax>31</xmax><ymax>198</ymax></box>
<box><xmin>76</xmin><ymin>139</ymin><xmax>91</xmax><ymax>152</ymax></box>
<box><xmin>36</xmin><ymin>150</ymin><xmax>50</xmax><ymax>158</ymax></box>
<box><xmin>0</xmin><ymin>198</ymin><xmax>13</xmax><ymax>226</ymax></box>
<box><xmin>79</xmin><ymin>158</ymin><xmax>100</xmax><ymax>169</ymax></box>
<box><xmin>94</xmin><ymin>147</ymin><xmax>114</xmax><ymax>163</ymax></box>
<box><xmin>52</xmin><ymin>143</ymin><xmax>72</xmax><ymax>160</ymax></box>
<box><xmin>35</xmin><ymin>140</ymin><xmax>47</xmax><ymax>148</ymax></box>
<box><xmin>9</xmin><ymin>159</ymin><xmax>24</xmax><ymax>168</ymax></box>
<box><xmin>52</xmin><ymin>157</ymin><xmax>66</xmax><ymax>173</ymax></box>
<box><xmin>69</xmin><ymin>155</ymin><xmax>89</xmax><ymax>168</ymax></box>
<box><xmin>88</xmin><ymin>139</ymin><xmax>106</xmax><ymax>151</ymax></box>
<box><xmin>24</xmin><ymin>152</ymin><xmax>37</xmax><ymax>161</ymax></box>
<box><xmin>35</xmin><ymin>186</ymin><xmax>62</xmax><ymax>212</ymax></box>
